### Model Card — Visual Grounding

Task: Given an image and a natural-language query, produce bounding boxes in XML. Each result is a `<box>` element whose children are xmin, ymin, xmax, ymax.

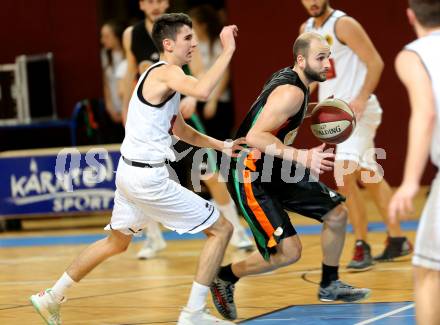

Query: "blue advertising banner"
<box><xmin>0</xmin><ymin>147</ymin><xmax>120</xmax><ymax>218</ymax></box>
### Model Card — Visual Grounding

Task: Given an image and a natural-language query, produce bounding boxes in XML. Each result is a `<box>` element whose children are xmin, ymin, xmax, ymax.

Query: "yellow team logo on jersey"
<box><xmin>325</xmin><ymin>34</ymin><xmax>333</xmax><ymax>46</ymax></box>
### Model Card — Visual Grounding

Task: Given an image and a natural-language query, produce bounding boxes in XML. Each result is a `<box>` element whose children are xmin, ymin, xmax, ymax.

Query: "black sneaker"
<box><xmin>210</xmin><ymin>276</ymin><xmax>237</xmax><ymax>320</ymax></box>
<box><xmin>374</xmin><ymin>237</ymin><xmax>413</xmax><ymax>262</ymax></box>
<box><xmin>319</xmin><ymin>280</ymin><xmax>371</xmax><ymax>302</ymax></box>
<box><xmin>347</xmin><ymin>240</ymin><xmax>374</xmax><ymax>272</ymax></box>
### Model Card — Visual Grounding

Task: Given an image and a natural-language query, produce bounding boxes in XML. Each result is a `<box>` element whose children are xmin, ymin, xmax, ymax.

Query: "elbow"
<box><xmin>378</xmin><ymin>58</ymin><xmax>385</xmax><ymax>73</ymax></box>
<box><xmin>195</xmin><ymin>89</ymin><xmax>210</xmax><ymax>101</ymax></box>
<box><xmin>192</xmin><ymin>85</ymin><xmax>211</xmax><ymax>101</ymax></box>
<box><xmin>374</xmin><ymin>56</ymin><xmax>385</xmax><ymax>74</ymax></box>
<box><xmin>198</xmin><ymin>93</ymin><xmax>210</xmax><ymax>102</ymax></box>
<box><xmin>245</xmin><ymin>132</ymin><xmax>258</xmax><ymax>148</ymax></box>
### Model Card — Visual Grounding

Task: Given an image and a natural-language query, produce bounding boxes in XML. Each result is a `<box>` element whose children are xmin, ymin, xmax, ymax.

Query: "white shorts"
<box><xmin>105</xmin><ymin>158</ymin><xmax>220</xmax><ymax>236</ymax></box>
<box><xmin>413</xmin><ymin>173</ymin><xmax>440</xmax><ymax>271</ymax></box>
<box><xmin>335</xmin><ymin>95</ymin><xmax>383</xmax><ymax>171</ymax></box>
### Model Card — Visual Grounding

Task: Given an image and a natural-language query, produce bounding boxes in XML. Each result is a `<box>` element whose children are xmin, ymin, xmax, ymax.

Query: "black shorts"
<box><xmin>172</xmin><ymin>114</ymin><xmax>219</xmax><ymax>177</ymax></box>
<box><xmin>228</xmin><ymin>156</ymin><xmax>345</xmax><ymax>261</ymax></box>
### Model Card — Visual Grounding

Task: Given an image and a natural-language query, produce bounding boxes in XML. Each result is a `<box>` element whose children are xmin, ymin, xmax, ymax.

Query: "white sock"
<box><xmin>216</xmin><ymin>199</ymin><xmax>243</xmax><ymax>231</ymax></box>
<box><xmin>51</xmin><ymin>272</ymin><xmax>75</xmax><ymax>301</ymax></box>
<box><xmin>186</xmin><ymin>281</ymin><xmax>209</xmax><ymax>311</ymax></box>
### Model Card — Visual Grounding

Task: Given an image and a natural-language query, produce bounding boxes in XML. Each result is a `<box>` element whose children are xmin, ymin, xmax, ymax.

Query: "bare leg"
<box><xmin>203</xmin><ymin>172</ymin><xmax>230</xmax><ymax>206</ymax></box>
<box><xmin>195</xmin><ymin>216</ymin><xmax>233</xmax><ymax>285</ymax></box>
<box><xmin>361</xmin><ymin>173</ymin><xmax>403</xmax><ymax>237</ymax></box>
<box><xmin>321</xmin><ymin>205</ymin><xmax>348</xmax><ymax>266</ymax></box>
<box><xmin>231</xmin><ymin>235</ymin><xmax>302</xmax><ymax>277</ymax></box>
<box><xmin>336</xmin><ymin>160</ymin><xmax>368</xmax><ymax>241</ymax></box>
<box><xmin>67</xmin><ymin>230</ymin><xmax>132</xmax><ymax>282</ymax></box>
<box><xmin>414</xmin><ymin>266</ymin><xmax>440</xmax><ymax>325</ymax></box>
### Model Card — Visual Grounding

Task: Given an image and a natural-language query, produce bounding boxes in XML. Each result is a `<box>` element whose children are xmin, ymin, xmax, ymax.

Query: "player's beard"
<box><xmin>311</xmin><ymin>1</ymin><xmax>328</xmax><ymax>17</ymax></box>
<box><xmin>304</xmin><ymin>63</ymin><xmax>326</xmax><ymax>82</ymax></box>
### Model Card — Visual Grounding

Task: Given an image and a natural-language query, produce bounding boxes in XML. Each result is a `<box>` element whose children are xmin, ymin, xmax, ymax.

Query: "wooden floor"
<box><xmin>0</xmin><ymin>188</ymin><xmax>428</xmax><ymax>324</ymax></box>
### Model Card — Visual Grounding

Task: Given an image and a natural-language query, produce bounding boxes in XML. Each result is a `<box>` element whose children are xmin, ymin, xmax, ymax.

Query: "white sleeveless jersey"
<box><xmin>121</xmin><ymin>61</ymin><xmax>179</xmax><ymax>162</ymax></box>
<box><xmin>405</xmin><ymin>31</ymin><xmax>440</xmax><ymax>167</ymax></box>
<box><xmin>304</xmin><ymin>10</ymin><xmax>367</xmax><ymax>102</ymax></box>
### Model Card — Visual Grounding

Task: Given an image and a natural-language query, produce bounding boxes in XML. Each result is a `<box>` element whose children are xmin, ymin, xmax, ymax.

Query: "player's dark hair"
<box><xmin>409</xmin><ymin>0</ymin><xmax>440</xmax><ymax>27</ymax></box>
<box><xmin>152</xmin><ymin>13</ymin><xmax>193</xmax><ymax>52</ymax></box>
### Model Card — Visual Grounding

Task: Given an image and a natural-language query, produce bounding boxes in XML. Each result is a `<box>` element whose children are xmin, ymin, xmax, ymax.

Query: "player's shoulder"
<box><xmin>123</xmin><ymin>26</ymin><xmax>134</xmax><ymax>46</ymax></box>
<box><xmin>395</xmin><ymin>49</ymin><xmax>422</xmax><ymax>68</ymax></box>
<box><xmin>299</xmin><ymin>21</ymin><xmax>307</xmax><ymax>34</ymax></box>
<box><xmin>335</xmin><ymin>15</ymin><xmax>358</xmax><ymax>27</ymax></box>
<box><xmin>334</xmin><ymin>14</ymin><xmax>364</xmax><ymax>32</ymax></box>
<box><xmin>157</xmin><ymin>64</ymin><xmax>185</xmax><ymax>80</ymax></box>
<box><xmin>270</xmin><ymin>84</ymin><xmax>305</xmax><ymax>104</ymax></box>
<box><xmin>123</xmin><ymin>25</ymin><xmax>134</xmax><ymax>37</ymax></box>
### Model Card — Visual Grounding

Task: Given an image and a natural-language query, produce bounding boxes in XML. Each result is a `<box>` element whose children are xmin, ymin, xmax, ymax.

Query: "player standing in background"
<box><xmin>301</xmin><ymin>0</ymin><xmax>412</xmax><ymax>272</ymax></box>
<box><xmin>390</xmin><ymin>0</ymin><xmax>440</xmax><ymax>323</ymax></box>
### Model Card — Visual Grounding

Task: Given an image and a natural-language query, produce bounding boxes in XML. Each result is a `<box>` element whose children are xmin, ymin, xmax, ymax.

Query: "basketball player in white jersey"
<box><xmin>122</xmin><ymin>0</ymin><xmax>253</xmax><ymax>260</ymax></box>
<box><xmin>300</xmin><ymin>0</ymin><xmax>412</xmax><ymax>271</ymax></box>
<box><xmin>390</xmin><ymin>0</ymin><xmax>440</xmax><ymax>323</ymax></box>
<box><xmin>30</xmin><ymin>13</ymin><xmax>244</xmax><ymax>325</ymax></box>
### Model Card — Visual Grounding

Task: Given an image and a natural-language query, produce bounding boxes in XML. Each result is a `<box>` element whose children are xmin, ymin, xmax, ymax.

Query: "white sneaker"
<box><xmin>30</xmin><ymin>288</ymin><xmax>65</xmax><ymax>325</ymax></box>
<box><xmin>230</xmin><ymin>228</ymin><xmax>254</xmax><ymax>251</ymax></box>
<box><xmin>177</xmin><ymin>307</ymin><xmax>235</xmax><ymax>324</ymax></box>
<box><xmin>137</xmin><ymin>236</ymin><xmax>167</xmax><ymax>259</ymax></box>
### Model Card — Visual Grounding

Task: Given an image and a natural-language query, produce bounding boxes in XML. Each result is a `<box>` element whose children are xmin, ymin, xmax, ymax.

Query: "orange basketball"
<box><xmin>310</xmin><ymin>98</ymin><xmax>356</xmax><ymax>144</ymax></box>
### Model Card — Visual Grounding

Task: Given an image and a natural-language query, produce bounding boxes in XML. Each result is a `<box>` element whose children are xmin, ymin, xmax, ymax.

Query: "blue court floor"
<box><xmin>240</xmin><ymin>302</ymin><xmax>415</xmax><ymax>325</ymax></box>
<box><xmin>0</xmin><ymin>220</ymin><xmax>419</xmax><ymax>248</ymax></box>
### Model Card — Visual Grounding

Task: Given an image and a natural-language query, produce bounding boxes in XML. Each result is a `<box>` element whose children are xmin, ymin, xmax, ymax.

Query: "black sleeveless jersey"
<box><xmin>131</xmin><ymin>21</ymin><xmax>160</xmax><ymax>65</ymax></box>
<box><xmin>236</xmin><ymin>67</ymin><xmax>309</xmax><ymax>145</ymax></box>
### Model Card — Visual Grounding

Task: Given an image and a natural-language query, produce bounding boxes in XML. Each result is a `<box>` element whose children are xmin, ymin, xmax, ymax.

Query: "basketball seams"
<box><xmin>310</xmin><ymin>98</ymin><xmax>355</xmax><ymax>144</ymax></box>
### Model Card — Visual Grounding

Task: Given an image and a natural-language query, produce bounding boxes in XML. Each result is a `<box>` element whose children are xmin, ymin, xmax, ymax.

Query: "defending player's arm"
<box><xmin>163</xmin><ymin>25</ymin><xmax>237</xmax><ymax>101</ymax></box>
<box><xmin>121</xmin><ymin>26</ymin><xmax>138</xmax><ymax>125</ymax></box>
<box><xmin>245</xmin><ymin>85</ymin><xmax>335</xmax><ymax>175</ymax></box>
<box><xmin>336</xmin><ymin>17</ymin><xmax>384</xmax><ymax>117</ymax></box>
<box><xmin>172</xmin><ymin>111</ymin><xmax>245</xmax><ymax>156</ymax></box>
<box><xmin>389</xmin><ymin>50</ymin><xmax>436</xmax><ymax>219</ymax></box>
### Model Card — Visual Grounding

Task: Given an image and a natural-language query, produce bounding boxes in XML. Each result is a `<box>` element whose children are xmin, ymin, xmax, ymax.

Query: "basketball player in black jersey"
<box><xmin>209</xmin><ymin>32</ymin><xmax>371</xmax><ymax>321</ymax></box>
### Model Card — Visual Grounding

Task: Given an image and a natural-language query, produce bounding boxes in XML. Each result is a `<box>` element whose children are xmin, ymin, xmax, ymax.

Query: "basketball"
<box><xmin>310</xmin><ymin>98</ymin><xmax>356</xmax><ymax>144</ymax></box>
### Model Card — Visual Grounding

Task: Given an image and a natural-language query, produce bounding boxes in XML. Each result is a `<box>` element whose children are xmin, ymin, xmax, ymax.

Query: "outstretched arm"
<box><xmin>163</xmin><ymin>25</ymin><xmax>238</xmax><ymax>101</ymax></box>
<box><xmin>172</xmin><ymin>111</ymin><xmax>245</xmax><ymax>155</ymax></box>
<box><xmin>389</xmin><ymin>50</ymin><xmax>436</xmax><ymax>219</ymax></box>
<box><xmin>121</xmin><ymin>26</ymin><xmax>138</xmax><ymax>125</ymax></box>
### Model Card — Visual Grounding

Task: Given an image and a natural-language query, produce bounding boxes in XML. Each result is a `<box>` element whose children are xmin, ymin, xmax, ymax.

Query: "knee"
<box><xmin>283</xmin><ymin>245</ymin><xmax>302</xmax><ymax>266</ymax></box>
<box><xmin>272</xmin><ymin>242</ymin><xmax>302</xmax><ymax>267</ymax></box>
<box><xmin>206</xmin><ymin>216</ymin><xmax>233</xmax><ymax>241</ymax></box>
<box><xmin>107</xmin><ymin>234</ymin><xmax>131</xmax><ymax>255</ymax></box>
<box><xmin>324</xmin><ymin>205</ymin><xmax>348</xmax><ymax>229</ymax></box>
